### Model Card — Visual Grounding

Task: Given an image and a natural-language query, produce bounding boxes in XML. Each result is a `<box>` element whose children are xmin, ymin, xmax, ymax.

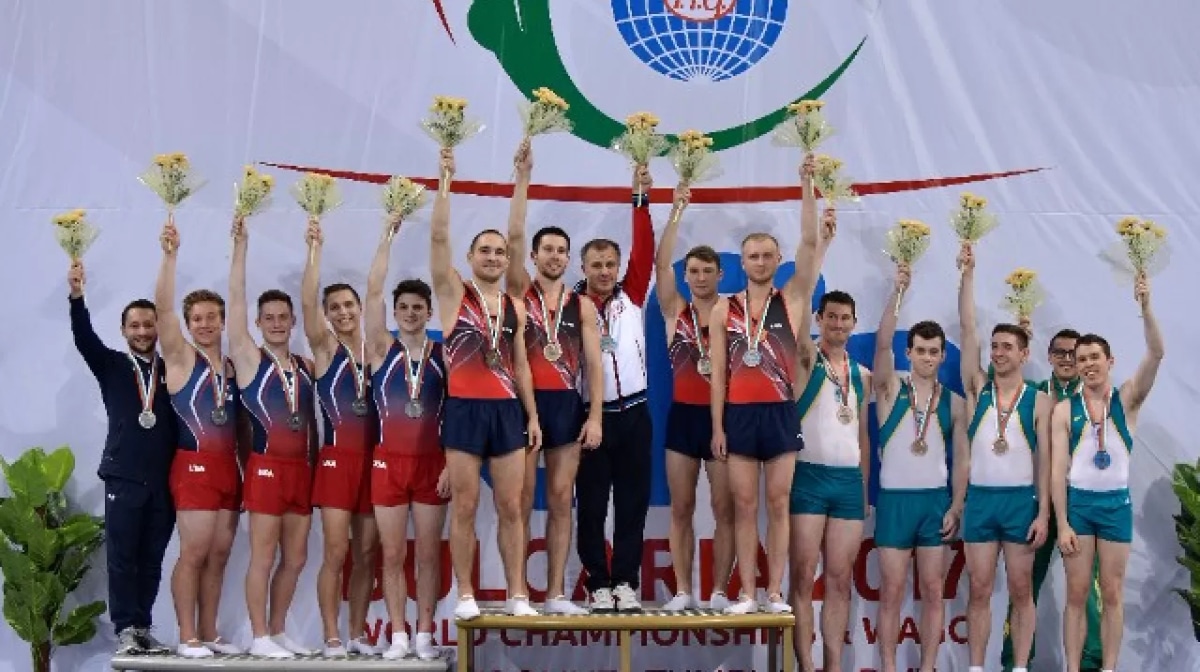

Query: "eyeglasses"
<box><xmin>1050</xmin><ymin>348</ymin><xmax>1074</xmax><ymax>360</ymax></box>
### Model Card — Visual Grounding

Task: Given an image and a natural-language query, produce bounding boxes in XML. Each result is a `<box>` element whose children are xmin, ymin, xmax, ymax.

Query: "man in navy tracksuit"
<box><xmin>68</xmin><ymin>260</ymin><xmax>177</xmax><ymax>655</ymax></box>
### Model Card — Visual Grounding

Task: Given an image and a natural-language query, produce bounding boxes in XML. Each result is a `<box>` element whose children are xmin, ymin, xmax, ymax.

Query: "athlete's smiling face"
<box><xmin>394</xmin><ymin>293</ymin><xmax>432</xmax><ymax>336</ymax></box>
<box><xmin>684</xmin><ymin>256</ymin><xmax>721</xmax><ymax>300</ymax></box>
<box><xmin>121</xmin><ymin>308</ymin><xmax>158</xmax><ymax>356</ymax></box>
<box><xmin>324</xmin><ymin>289</ymin><xmax>361</xmax><ymax>336</ymax></box>
<box><xmin>582</xmin><ymin>244</ymin><xmax>621</xmax><ymax>296</ymax></box>
<box><xmin>532</xmin><ymin>233</ymin><xmax>570</xmax><ymax>282</ymax></box>
<box><xmin>256</xmin><ymin>300</ymin><xmax>295</xmax><ymax>348</ymax></box>
<box><xmin>469</xmin><ymin>232</ymin><xmax>509</xmax><ymax>284</ymax></box>
<box><xmin>740</xmin><ymin>236</ymin><xmax>781</xmax><ymax>285</ymax></box>
<box><xmin>1075</xmin><ymin>342</ymin><xmax>1114</xmax><ymax>389</ymax></box>
<box><xmin>186</xmin><ymin>301</ymin><xmax>225</xmax><ymax>348</ymax></box>
<box><xmin>1048</xmin><ymin>335</ymin><xmax>1078</xmax><ymax>381</ymax></box>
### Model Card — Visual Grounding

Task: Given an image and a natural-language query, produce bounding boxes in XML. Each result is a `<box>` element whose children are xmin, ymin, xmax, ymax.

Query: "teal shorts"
<box><xmin>962</xmin><ymin>484</ymin><xmax>1037</xmax><ymax>544</ymax></box>
<box><xmin>789</xmin><ymin>461</ymin><xmax>865</xmax><ymax>521</ymax></box>
<box><xmin>875</xmin><ymin>488</ymin><xmax>950</xmax><ymax>549</ymax></box>
<box><xmin>1067</xmin><ymin>486</ymin><xmax>1132</xmax><ymax>544</ymax></box>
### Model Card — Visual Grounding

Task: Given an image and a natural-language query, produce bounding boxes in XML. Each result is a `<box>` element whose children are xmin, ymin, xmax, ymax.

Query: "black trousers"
<box><xmin>576</xmin><ymin>402</ymin><xmax>652</xmax><ymax>591</ymax></box>
<box><xmin>104</xmin><ymin>477</ymin><xmax>176</xmax><ymax>634</ymax></box>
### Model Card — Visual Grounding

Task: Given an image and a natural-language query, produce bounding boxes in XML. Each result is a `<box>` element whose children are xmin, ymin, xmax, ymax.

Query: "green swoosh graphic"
<box><xmin>468</xmin><ymin>0</ymin><xmax>865</xmax><ymax>151</ymax></box>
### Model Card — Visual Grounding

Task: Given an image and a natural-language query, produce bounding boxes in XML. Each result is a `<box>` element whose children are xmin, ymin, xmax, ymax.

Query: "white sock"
<box><xmin>1013</xmin><ymin>668</ymin><xmax>1028</xmax><ymax>672</ymax></box>
<box><xmin>968</xmin><ymin>667</ymin><xmax>984</xmax><ymax>672</ymax></box>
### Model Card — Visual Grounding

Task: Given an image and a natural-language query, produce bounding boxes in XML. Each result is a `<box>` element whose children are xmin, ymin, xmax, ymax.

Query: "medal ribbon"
<box><xmin>818</xmin><ymin>347</ymin><xmax>852</xmax><ymax>411</ymax></box>
<box><xmin>535</xmin><ymin>282</ymin><xmax>567</xmax><ymax>347</ymax></box>
<box><xmin>401</xmin><ymin>338</ymin><xmax>429</xmax><ymax>402</ymax></box>
<box><xmin>909</xmin><ymin>378</ymin><xmax>939</xmax><ymax>443</ymax></box>
<box><xmin>127</xmin><ymin>352</ymin><xmax>159</xmax><ymax>415</ymax></box>
<box><xmin>339</xmin><ymin>338</ymin><xmax>367</xmax><ymax>400</ymax></box>
<box><xmin>471</xmin><ymin>280</ymin><xmax>505</xmax><ymax>354</ymax></box>
<box><xmin>689</xmin><ymin>302</ymin><xmax>708</xmax><ymax>360</ymax></box>
<box><xmin>1080</xmin><ymin>387</ymin><xmax>1112</xmax><ymax>456</ymax></box>
<box><xmin>262</xmin><ymin>347</ymin><xmax>300</xmax><ymax>416</ymax></box>
<box><xmin>189</xmin><ymin>342</ymin><xmax>227</xmax><ymax>412</ymax></box>
<box><xmin>743</xmin><ymin>290</ymin><xmax>773</xmax><ymax>351</ymax></box>
<box><xmin>994</xmin><ymin>381</ymin><xmax>1026</xmax><ymax>441</ymax></box>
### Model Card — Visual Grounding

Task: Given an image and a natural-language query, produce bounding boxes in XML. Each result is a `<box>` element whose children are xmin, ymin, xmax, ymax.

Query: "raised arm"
<box><xmin>577</xmin><ymin>298</ymin><xmax>604</xmax><ymax>449</ymax></box>
<box><xmin>366</xmin><ymin>219</ymin><xmax>400</xmax><ymax>362</ymax></box>
<box><xmin>67</xmin><ymin>261</ymin><xmax>112</xmax><ymax>379</ymax></box>
<box><xmin>873</xmin><ymin>263</ymin><xmax>909</xmax><ymax>404</ymax></box>
<box><xmin>505</xmin><ymin>141</ymin><xmax>534</xmax><ymax>298</ymax></box>
<box><xmin>1121</xmin><ymin>277</ymin><xmax>1164</xmax><ymax>414</ymax></box>
<box><xmin>783</xmin><ymin>154</ymin><xmax>821</xmax><ymax>305</ymax></box>
<box><xmin>512</xmin><ymin>304</ymin><xmax>541</xmax><ymax>451</ymax></box>
<box><xmin>301</xmin><ymin>219</ymin><xmax>336</xmax><ymax>359</ymax></box>
<box><xmin>957</xmin><ymin>244</ymin><xmax>985</xmax><ymax>398</ymax></box>
<box><xmin>430</xmin><ymin>150</ymin><xmax>464</xmax><ymax>326</ymax></box>
<box><xmin>708</xmin><ymin>298</ymin><xmax>730</xmax><ymax>460</ymax></box>
<box><xmin>154</xmin><ymin>219</ymin><xmax>190</xmax><ymax>374</ymax></box>
<box><xmin>227</xmin><ymin>218</ymin><xmax>259</xmax><ymax>380</ymax></box>
<box><xmin>1050</xmin><ymin>400</ymin><xmax>1075</xmax><ymax>552</ymax></box>
<box><xmin>621</xmin><ymin>166</ymin><xmax>655</xmax><ymax>307</ymax></box>
<box><xmin>655</xmin><ymin>182</ymin><xmax>690</xmax><ymax>322</ymax></box>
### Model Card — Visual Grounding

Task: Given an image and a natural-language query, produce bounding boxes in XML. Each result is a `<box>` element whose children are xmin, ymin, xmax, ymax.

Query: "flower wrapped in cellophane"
<box><xmin>950</xmin><ymin>192</ymin><xmax>997</xmax><ymax>286</ymax></box>
<box><xmin>812</xmin><ymin>154</ymin><xmax>858</xmax><ymax>205</ymax></box>
<box><xmin>519</xmin><ymin>87</ymin><xmax>572</xmax><ymax>138</ymax></box>
<box><xmin>611</xmin><ymin>111</ymin><xmax>670</xmax><ymax>172</ymax></box>
<box><xmin>421</xmin><ymin>95</ymin><xmax>483</xmax><ymax>196</ymax></box>
<box><xmin>772</xmin><ymin>100</ymin><xmax>834</xmax><ymax>152</ymax></box>
<box><xmin>291</xmin><ymin>172</ymin><xmax>341</xmax><ymax>220</ymax></box>
<box><xmin>233</xmin><ymin>166</ymin><xmax>275</xmax><ymax>219</ymax></box>
<box><xmin>1000</xmin><ymin>267</ymin><xmax>1044</xmax><ymax>322</ymax></box>
<box><xmin>884</xmin><ymin>219</ymin><xmax>932</xmax><ymax>316</ymax></box>
<box><xmin>669</xmin><ymin>130</ymin><xmax>722</xmax><ymax>186</ymax></box>
<box><xmin>381</xmin><ymin>176</ymin><xmax>429</xmax><ymax>239</ymax></box>
<box><xmin>1100</xmin><ymin>216</ymin><xmax>1170</xmax><ymax>315</ymax></box>
<box><xmin>52</xmin><ymin>209</ymin><xmax>99</xmax><ymax>260</ymax></box>
<box><xmin>139</xmin><ymin>152</ymin><xmax>203</xmax><ymax>210</ymax></box>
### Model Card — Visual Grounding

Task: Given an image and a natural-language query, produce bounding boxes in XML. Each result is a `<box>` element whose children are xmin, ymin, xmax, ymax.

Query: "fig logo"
<box><xmin>665</xmin><ymin>0</ymin><xmax>738</xmax><ymax>23</ymax></box>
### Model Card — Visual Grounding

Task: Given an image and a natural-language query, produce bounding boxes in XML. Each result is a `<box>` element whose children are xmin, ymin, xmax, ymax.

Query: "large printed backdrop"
<box><xmin>3</xmin><ymin>1</ymin><xmax>1200</xmax><ymax>670</ymax></box>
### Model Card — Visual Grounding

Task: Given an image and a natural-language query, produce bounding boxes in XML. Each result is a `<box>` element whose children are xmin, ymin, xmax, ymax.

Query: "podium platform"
<box><xmin>110</xmin><ymin>653</ymin><xmax>449</xmax><ymax>671</ymax></box>
<box><xmin>456</xmin><ymin>606</ymin><xmax>795</xmax><ymax>672</ymax></box>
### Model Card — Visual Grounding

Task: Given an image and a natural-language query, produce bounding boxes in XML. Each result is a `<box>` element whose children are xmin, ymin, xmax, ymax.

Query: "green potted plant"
<box><xmin>0</xmin><ymin>446</ymin><xmax>106</xmax><ymax>672</ymax></box>
<box><xmin>1172</xmin><ymin>459</ymin><xmax>1200</xmax><ymax>640</ymax></box>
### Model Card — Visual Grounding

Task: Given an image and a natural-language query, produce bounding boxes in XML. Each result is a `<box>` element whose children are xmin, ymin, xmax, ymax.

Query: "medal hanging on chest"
<box><xmin>129</xmin><ymin>352</ymin><xmax>160</xmax><ymax>429</ymax></box>
<box><xmin>1082</xmin><ymin>389</ymin><xmax>1113</xmax><ymax>470</ymax></box>
<box><xmin>264</xmin><ymin>348</ymin><xmax>304</xmax><ymax>432</ymax></box>
<box><xmin>472</xmin><ymin>280</ymin><xmax>507</xmax><ymax>369</ymax></box>
<box><xmin>691</xmin><ymin>303</ymin><xmax>712</xmax><ymax>376</ymax></box>
<box><xmin>598</xmin><ymin>296</ymin><xmax>618</xmax><ymax>354</ymax></box>
<box><xmin>191</xmin><ymin>343</ymin><xmax>230</xmax><ymax>426</ymax></box>
<box><xmin>537</xmin><ymin>283</ymin><xmax>567</xmax><ymax>363</ymax></box>
<box><xmin>910</xmin><ymin>378</ymin><xmax>939</xmax><ymax>456</ymax></box>
<box><xmin>992</xmin><ymin>382</ymin><xmax>1025</xmax><ymax>455</ymax></box>
<box><xmin>820</xmin><ymin>348</ymin><xmax>854</xmax><ymax>425</ymax></box>
<box><xmin>341</xmin><ymin>339</ymin><xmax>370</xmax><ymax>417</ymax></box>
<box><xmin>402</xmin><ymin>339</ymin><xmax>429</xmax><ymax>419</ymax></box>
<box><xmin>741</xmin><ymin>291</ymin><xmax>772</xmax><ymax>368</ymax></box>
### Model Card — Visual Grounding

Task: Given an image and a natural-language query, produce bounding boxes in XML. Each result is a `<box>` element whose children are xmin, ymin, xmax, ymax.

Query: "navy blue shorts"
<box><xmin>666</xmin><ymin>402</ymin><xmax>714</xmax><ymax>461</ymax></box>
<box><xmin>441</xmin><ymin>398</ymin><xmax>527</xmax><ymax>459</ymax></box>
<box><xmin>535</xmin><ymin>389</ymin><xmax>585</xmax><ymax>449</ymax></box>
<box><xmin>725</xmin><ymin>401</ymin><xmax>803</xmax><ymax>462</ymax></box>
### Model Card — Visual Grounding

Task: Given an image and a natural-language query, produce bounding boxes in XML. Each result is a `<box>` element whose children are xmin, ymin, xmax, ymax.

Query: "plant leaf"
<box><xmin>1</xmin><ymin>448</ymin><xmax>49</xmax><ymax>506</ymax></box>
<box><xmin>40</xmin><ymin>447</ymin><xmax>73</xmax><ymax>494</ymax></box>
<box><xmin>52</xmin><ymin>601</ymin><xmax>105</xmax><ymax>646</ymax></box>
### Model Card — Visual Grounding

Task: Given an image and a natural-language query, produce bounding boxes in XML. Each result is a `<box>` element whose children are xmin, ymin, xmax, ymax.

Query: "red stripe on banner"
<box><xmin>260</xmin><ymin>162</ymin><xmax>1045</xmax><ymax>204</ymax></box>
<box><xmin>431</xmin><ymin>0</ymin><xmax>455</xmax><ymax>43</ymax></box>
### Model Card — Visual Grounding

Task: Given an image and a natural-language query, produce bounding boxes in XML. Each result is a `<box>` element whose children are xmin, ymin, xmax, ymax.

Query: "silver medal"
<box><xmin>351</xmin><ymin>397</ymin><xmax>369</xmax><ymax>417</ymax></box>
<box><xmin>211</xmin><ymin>407</ymin><xmax>228</xmax><ymax>426</ymax></box>
<box><xmin>742</xmin><ymin>348</ymin><xmax>762</xmax><ymax>367</ymax></box>
<box><xmin>287</xmin><ymin>413</ymin><xmax>304</xmax><ymax>431</ymax></box>
<box><xmin>485</xmin><ymin>349</ymin><xmax>503</xmax><ymax>369</ymax></box>
<box><xmin>138</xmin><ymin>410</ymin><xmax>157</xmax><ymax>430</ymax></box>
<box><xmin>405</xmin><ymin>399</ymin><xmax>424</xmax><ymax>419</ymax></box>
<box><xmin>543</xmin><ymin>342</ymin><xmax>563</xmax><ymax>362</ymax></box>
<box><xmin>600</xmin><ymin>335</ymin><xmax>617</xmax><ymax>353</ymax></box>
<box><xmin>697</xmin><ymin>356</ymin><xmax>713</xmax><ymax>376</ymax></box>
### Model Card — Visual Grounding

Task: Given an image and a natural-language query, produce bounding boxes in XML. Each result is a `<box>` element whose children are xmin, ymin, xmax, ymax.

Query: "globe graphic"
<box><xmin>612</xmin><ymin>0</ymin><xmax>789</xmax><ymax>82</ymax></box>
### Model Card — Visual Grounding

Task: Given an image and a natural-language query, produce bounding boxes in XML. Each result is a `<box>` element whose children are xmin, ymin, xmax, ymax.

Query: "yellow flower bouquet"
<box><xmin>884</xmin><ymin>219</ymin><xmax>933</xmax><ymax>316</ymax></box>
<box><xmin>773</xmin><ymin>99</ymin><xmax>834</xmax><ymax>152</ymax></box>
<box><xmin>611</xmin><ymin>111</ymin><xmax>671</xmax><ymax>168</ymax></box>
<box><xmin>1000</xmin><ymin>267</ymin><xmax>1044</xmax><ymax>322</ymax></box>
<box><xmin>950</xmin><ymin>192</ymin><xmax>997</xmax><ymax>242</ymax></box>
<box><xmin>381</xmin><ymin>176</ymin><xmax>429</xmax><ymax>238</ymax></box>
<box><xmin>519</xmin><ymin>87</ymin><xmax>573</xmax><ymax>138</ymax></box>
<box><xmin>669</xmin><ymin>130</ymin><xmax>722</xmax><ymax>186</ymax></box>
<box><xmin>233</xmin><ymin>166</ymin><xmax>275</xmax><ymax>219</ymax></box>
<box><xmin>812</xmin><ymin>154</ymin><xmax>858</xmax><ymax>205</ymax></box>
<box><xmin>51</xmin><ymin>209</ymin><xmax>99</xmax><ymax>260</ymax></box>
<box><xmin>421</xmin><ymin>95</ymin><xmax>483</xmax><ymax>196</ymax></box>
<box><xmin>1114</xmin><ymin>216</ymin><xmax>1169</xmax><ymax>276</ymax></box>
<box><xmin>290</xmin><ymin>172</ymin><xmax>341</xmax><ymax>219</ymax></box>
<box><xmin>139</xmin><ymin>152</ymin><xmax>203</xmax><ymax>209</ymax></box>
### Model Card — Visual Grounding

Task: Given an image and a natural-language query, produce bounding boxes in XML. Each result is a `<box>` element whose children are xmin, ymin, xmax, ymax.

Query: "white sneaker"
<box><xmin>202</xmin><ymin>637</ymin><xmax>243</xmax><ymax>655</ymax></box>
<box><xmin>177</xmin><ymin>640</ymin><xmax>214</xmax><ymax>658</ymax></box>
<box><xmin>323</xmin><ymin>638</ymin><xmax>348</xmax><ymax>657</ymax></box>
<box><xmin>382</xmin><ymin>632</ymin><xmax>410</xmax><ymax>660</ymax></box>
<box><xmin>272</xmin><ymin>632</ymin><xmax>316</xmax><ymax>656</ymax></box>
<box><xmin>347</xmin><ymin>636</ymin><xmax>380</xmax><ymax>655</ymax></box>
<box><xmin>249</xmin><ymin>636</ymin><xmax>294</xmax><ymax>659</ymax></box>
<box><xmin>544</xmin><ymin>596</ymin><xmax>589</xmax><ymax>615</ymax></box>
<box><xmin>662</xmin><ymin>592</ymin><xmax>697</xmax><ymax>612</ymax></box>
<box><xmin>613</xmin><ymin>583</ymin><xmax>642</xmax><ymax>612</ymax></box>
<box><xmin>763</xmin><ymin>593</ymin><xmax>793</xmax><ymax>613</ymax></box>
<box><xmin>589</xmin><ymin>588</ymin><xmax>616</xmax><ymax>613</ymax></box>
<box><xmin>724</xmin><ymin>594</ymin><xmax>759</xmax><ymax>614</ymax></box>
<box><xmin>414</xmin><ymin>632</ymin><xmax>439</xmax><ymax>660</ymax></box>
<box><xmin>454</xmin><ymin>596</ymin><xmax>482</xmax><ymax>620</ymax></box>
<box><xmin>505</xmin><ymin>596</ymin><xmax>540</xmax><ymax>616</ymax></box>
<box><xmin>708</xmin><ymin>591</ymin><xmax>732</xmax><ymax>611</ymax></box>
